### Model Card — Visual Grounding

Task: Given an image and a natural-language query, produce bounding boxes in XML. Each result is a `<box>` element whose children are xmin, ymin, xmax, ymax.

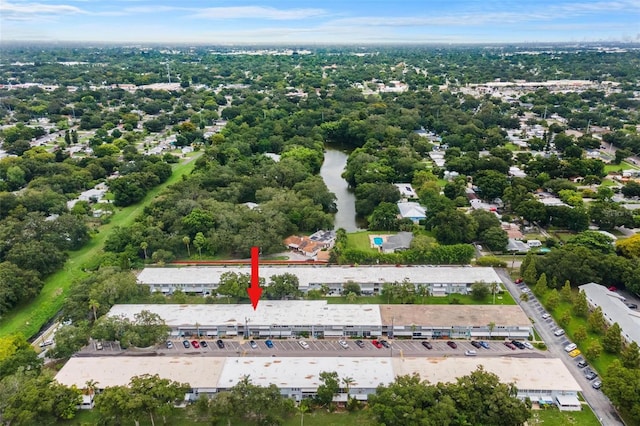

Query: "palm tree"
<box><xmin>140</xmin><ymin>241</ymin><xmax>148</xmax><ymax>260</ymax></box>
<box><xmin>83</xmin><ymin>379</ymin><xmax>98</xmax><ymax>397</ymax></box>
<box><xmin>342</xmin><ymin>376</ymin><xmax>355</xmax><ymax>396</ymax></box>
<box><xmin>346</xmin><ymin>292</ymin><xmax>357</xmax><ymax>303</ymax></box>
<box><xmin>488</xmin><ymin>321</ymin><xmax>496</xmax><ymax>338</ymax></box>
<box><xmin>298</xmin><ymin>400</ymin><xmax>310</xmax><ymax>426</ymax></box>
<box><xmin>89</xmin><ymin>299</ymin><xmax>100</xmax><ymax>322</ymax></box>
<box><xmin>183</xmin><ymin>236</ymin><xmax>191</xmax><ymax>257</ymax></box>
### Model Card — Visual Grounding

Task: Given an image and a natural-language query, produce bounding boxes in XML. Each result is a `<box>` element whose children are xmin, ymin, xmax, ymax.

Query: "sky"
<box><xmin>1</xmin><ymin>0</ymin><xmax>639</xmax><ymax>44</ymax></box>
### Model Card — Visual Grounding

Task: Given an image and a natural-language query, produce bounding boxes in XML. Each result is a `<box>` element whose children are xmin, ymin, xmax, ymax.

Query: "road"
<box><xmin>497</xmin><ymin>269</ymin><xmax>623</xmax><ymax>426</ymax></box>
<box><xmin>600</xmin><ymin>141</ymin><xmax>640</xmax><ymax>166</ymax></box>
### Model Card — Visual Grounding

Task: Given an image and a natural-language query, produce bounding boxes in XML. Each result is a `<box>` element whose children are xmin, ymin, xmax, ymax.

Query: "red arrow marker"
<box><xmin>247</xmin><ymin>246</ymin><xmax>262</xmax><ymax>310</ymax></box>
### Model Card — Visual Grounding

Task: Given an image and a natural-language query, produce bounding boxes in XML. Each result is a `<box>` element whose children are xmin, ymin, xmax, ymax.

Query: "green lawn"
<box><xmin>346</xmin><ymin>231</ymin><xmax>386</xmax><ymax>253</ymax></box>
<box><xmin>0</xmin><ymin>154</ymin><xmax>201</xmax><ymax>339</ymax></box>
<box><xmin>540</xmin><ymin>290</ymin><xmax>616</xmax><ymax>375</ymax></box>
<box><xmin>600</xmin><ymin>178</ymin><xmax>620</xmax><ymax>187</ymax></box>
<box><xmin>604</xmin><ymin>161</ymin><xmax>640</xmax><ymax>173</ymax></box>
<box><xmin>67</xmin><ymin>407</ymin><xmax>373</xmax><ymax>426</ymax></box>
<box><xmin>66</xmin><ymin>403</ymin><xmax>600</xmax><ymax>425</ymax></box>
<box><xmin>530</xmin><ymin>406</ymin><xmax>600</xmax><ymax>426</ymax></box>
<box><xmin>505</xmin><ymin>142</ymin><xmax>519</xmax><ymax>151</ymax></box>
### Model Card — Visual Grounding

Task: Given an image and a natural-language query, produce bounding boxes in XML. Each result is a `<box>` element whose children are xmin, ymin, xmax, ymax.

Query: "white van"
<box><xmin>564</xmin><ymin>343</ymin><xmax>577</xmax><ymax>352</ymax></box>
<box><xmin>464</xmin><ymin>350</ymin><xmax>477</xmax><ymax>356</ymax></box>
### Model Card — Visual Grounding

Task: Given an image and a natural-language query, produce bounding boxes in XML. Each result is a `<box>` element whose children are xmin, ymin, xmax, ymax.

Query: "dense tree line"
<box><xmin>368</xmin><ymin>368</ymin><xmax>531</xmax><ymax>426</ymax></box>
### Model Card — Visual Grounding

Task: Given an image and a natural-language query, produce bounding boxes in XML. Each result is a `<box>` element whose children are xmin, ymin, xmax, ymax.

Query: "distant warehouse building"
<box><xmin>136</xmin><ymin>266</ymin><xmax>502</xmax><ymax>296</ymax></box>
<box><xmin>579</xmin><ymin>283</ymin><xmax>640</xmax><ymax>346</ymax></box>
<box><xmin>107</xmin><ymin>301</ymin><xmax>532</xmax><ymax>339</ymax></box>
<box><xmin>56</xmin><ymin>356</ymin><xmax>581</xmax><ymax>410</ymax></box>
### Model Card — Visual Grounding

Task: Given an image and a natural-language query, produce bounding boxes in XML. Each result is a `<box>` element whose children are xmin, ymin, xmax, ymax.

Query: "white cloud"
<box><xmin>0</xmin><ymin>0</ymin><xmax>85</xmax><ymax>20</ymax></box>
<box><xmin>193</xmin><ymin>6</ymin><xmax>326</xmax><ymax>20</ymax></box>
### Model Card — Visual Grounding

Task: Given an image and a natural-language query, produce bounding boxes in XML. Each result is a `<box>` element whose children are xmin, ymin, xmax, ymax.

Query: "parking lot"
<box><xmin>86</xmin><ymin>337</ymin><xmax>542</xmax><ymax>358</ymax></box>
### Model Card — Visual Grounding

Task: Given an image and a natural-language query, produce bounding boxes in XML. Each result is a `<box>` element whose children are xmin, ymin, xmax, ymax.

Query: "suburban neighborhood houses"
<box><xmin>1</xmin><ymin>40</ymin><xmax>640</xmax><ymax>426</ymax></box>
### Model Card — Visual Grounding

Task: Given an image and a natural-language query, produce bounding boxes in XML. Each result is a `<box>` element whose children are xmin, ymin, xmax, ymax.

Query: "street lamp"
<box><xmin>245</xmin><ymin>317</ymin><xmax>250</xmax><ymax>339</ymax></box>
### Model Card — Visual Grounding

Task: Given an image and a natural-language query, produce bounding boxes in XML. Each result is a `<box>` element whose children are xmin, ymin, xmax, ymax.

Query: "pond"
<box><xmin>320</xmin><ymin>147</ymin><xmax>361</xmax><ymax>232</ymax></box>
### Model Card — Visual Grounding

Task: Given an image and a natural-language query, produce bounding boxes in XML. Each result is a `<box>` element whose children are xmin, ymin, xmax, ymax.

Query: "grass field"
<box><xmin>0</xmin><ymin>153</ymin><xmax>201</xmax><ymax>339</ymax></box>
<box><xmin>604</xmin><ymin>161</ymin><xmax>640</xmax><ymax>173</ymax></box>
<box><xmin>66</xmin><ymin>407</ymin><xmax>375</xmax><ymax>426</ymax></box>
<box><xmin>346</xmin><ymin>231</ymin><xmax>386</xmax><ymax>253</ymax></box>
<box><xmin>530</xmin><ymin>406</ymin><xmax>600</xmax><ymax>426</ymax></box>
<box><xmin>66</xmin><ymin>402</ymin><xmax>600</xmax><ymax>425</ymax></box>
<box><xmin>326</xmin><ymin>290</ymin><xmax>515</xmax><ymax>306</ymax></box>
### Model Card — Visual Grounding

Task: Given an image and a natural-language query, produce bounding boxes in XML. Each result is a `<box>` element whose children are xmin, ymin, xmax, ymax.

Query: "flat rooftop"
<box><xmin>136</xmin><ymin>266</ymin><xmax>502</xmax><ymax>287</ymax></box>
<box><xmin>218</xmin><ymin>357</ymin><xmax>394</xmax><ymax>390</ymax></box>
<box><xmin>55</xmin><ymin>356</ymin><xmax>225</xmax><ymax>390</ymax></box>
<box><xmin>379</xmin><ymin>305</ymin><xmax>531</xmax><ymax>327</ymax></box>
<box><xmin>392</xmin><ymin>357</ymin><xmax>581</xmax><ymax>392</ymax></box>
<box><xmin>55</xmin><ymin>356</ymin><xmax>581</xmax><ymax>393</ymax></box>
<box><xmin>580</xmin><ymin>283</ymin><xmax>640</xmax><ymax>345</ymax></box>
<box><xmin>108</xmin><ymin>301</ymin><xmax>382</xmax><ymax>327</ymax></box>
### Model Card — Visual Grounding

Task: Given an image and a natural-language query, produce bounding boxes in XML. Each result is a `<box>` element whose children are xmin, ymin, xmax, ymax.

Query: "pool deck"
<box><xmin>369</xmin><ymin>234</ymin><xmax>392</xmax><ymax>249</ymax></box>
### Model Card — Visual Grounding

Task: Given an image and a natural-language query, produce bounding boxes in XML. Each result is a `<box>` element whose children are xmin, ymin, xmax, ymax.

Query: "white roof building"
<box><xmin>394</xmin><ymin>183</ymin><xmax>418</xmax><ymax>200</ymax></box>
<box><xmin>579</xmin><ymin>283</ymin><xmax>640</xmax><ymax>345</ymax></box>
<box><xmin>136</xmin><ymin>266</ymin><xmax>502</xmax><ymax>294</ymax></box>
<box><xmin>397</xmin><ymin>202</ymin><xmax>426</xmax><ymax>222</ymax></box>
<box><xmin>56</xmin><ymin>356</ymin><xmax>581</xmax><ymax>407</ymax></box>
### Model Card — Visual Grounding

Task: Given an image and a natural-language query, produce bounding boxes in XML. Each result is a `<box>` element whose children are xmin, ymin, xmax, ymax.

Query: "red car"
<box><xmin>191</xmin><ymin>340</ymin><xmax>200</xmax><ymax>348</ymax></box>
<box><xmin>372</xmin><ymin>340</ymin><xmax>383</xmax><ymax>349</ymax></box>
<box><xmin>515</xmin><ymin>278</ymin><xmax>523</xmax><ymax>284</ymax></box>
<box><xmin>608</xmin><ymin>286</ymin><xmax>617</xmax><ymax>292</ymax></box>
<box><xmin>504</xmin><ymin>341</ymin><xmax>516</xmax><ymax>350</ymax></box>
<box><xmin>446</xmin><ymin>341</ymin><xmax>457</xmax><ymax>349</ymax></box>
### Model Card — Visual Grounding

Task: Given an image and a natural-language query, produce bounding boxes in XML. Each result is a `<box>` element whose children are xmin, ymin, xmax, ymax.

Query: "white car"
<box><xmin>554</xmin><ymin>329</ymin><xmax>566</xmax><ymax>336</ymax></box>
<box><xmin>523</xmin><ymin>342</ymin><xmax>534</xmax><ymax>350</ymax></box>
<box><xmin>38</xmin><ymin>339</ymin><xmax>54</xmax><ymax>348</ymax></box>
<box><xmin>541</xmin><ymin>313</ymin><xmax>550</xmax><ymax>319</ymax></box>
<box><xmin>464</xmin><ymin>350</ymin><xmax>477</xmax><ymax>356</ymax></box>
<box><xmin>298</xmin><ymin>340</ymin><xmax>310</xmax><ymax>349</ymax></box>
<box><xmin>338</xmin><ymin>340</ymin><xmax>349</xmax><ymax>349</ymax></box>
<box><xmin>564</xmin><ymin>343</ymin><xmax>577</xmax><ymax>352</ymax></box>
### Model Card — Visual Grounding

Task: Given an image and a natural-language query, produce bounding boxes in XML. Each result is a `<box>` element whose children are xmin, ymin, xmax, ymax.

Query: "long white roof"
<box><xmin>579</xmin><ymin>283</ymin><xmax>640</xmax><ymax>345</ymax></box>
<box><xmin>56</xmin><ymin>356</ymin><xmax>581</xmax><ymax>393</ymax></box>
<box><xmin>136</xmin><ymin>266</ymin><xmax>502</xmax><ymax>288</ymax></box>
<box><xmin>108</xmin><ymin>301</ymin><xmax>382</xmax><ymax>327</ymax></box>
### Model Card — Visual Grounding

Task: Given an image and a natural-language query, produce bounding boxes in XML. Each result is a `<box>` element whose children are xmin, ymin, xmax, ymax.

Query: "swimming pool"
<box><xmin>373</xmin><ymin>237</ymin><xmax>384</xmax><ymax>246</ymax></box>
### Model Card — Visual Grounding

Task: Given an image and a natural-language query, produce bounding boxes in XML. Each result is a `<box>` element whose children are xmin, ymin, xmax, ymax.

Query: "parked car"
<box><xmin>608</xmin><ymin>286</ymin><xmax>617</xmax><ymax>292</ymax></box>
<box><xmin>249</xmin><ymin>340</ymin><xmax>258</xmax><ymax>349</ymax></box>
<box><xmin>191</xmin><ymin>340</ymin><xmax>200</xmax><ymax>349</ymax></box>
<box><xmin>577</xmin><ymin>360</ymin><xmax>588</xmax><ymax>368</ymax></box>
<box><xmin>216</xmin><ymin>339</ymin><xmax>225</xmax><ymax>349</ymax></box>
<box><xmin>569</xmin><ymin>349</ymin><xmax>581</xmax><ymax>358</ymax></box>
<box><xmin>96</xmin><ymin>342</ymin><xmax>103</xmax><ymax>350</ymax></box>
<box><xmin>585</xmin><ymin>370</ymin><xmax>598</xmax><ymax>380</ymax></box>
<box><xmin>379</xmin><ymin>339</ymin><xmax>390</xmax><ymax>348</ymax></box>
<box><xmin>372</xmin><ymin>340</ymin><xmax>383</xmax><ymax>349</ymax></box>
<box><xmin>465</xmin><ymin>350</ymin><xmax>477</xmax><ymax>356</ymax></box>
<box><xmin>592</xmin><ymin>380</ymin><xmax>602</xmax><ymax>389</ymax></box>
<box><xmin>200</xmin><ymin>341</ymin><xmax>208</xmax><ymax>348</ymax></box>
<box><xmin>338</xmin><ymin>340</ymin><xmax>349</xmax><ymax>349</ymax></box>
<box><xmin>504</xmin><ymin>342</ymin><xmax>516</xmax><ymax>350</ymax></box>
<box><xmin>166</xmin><ymin>341</ymin><xmax>174</xmax><ymax>349</ymax></box>
<box><xmin>541</xmin><ymin>313</ymin><xmax>551</xmax><ymax>319</ymax></box>
<box><xmin>421</xmin><ymin>341</ymin><xmax>433</xmax><ymax>350</ymax></box>
<box><xmin>470</xmin><ymin>341</ymin><xmax>481</xmax><ymax>349</ymax></box>
<box><xmin>298</xmin><ymin>340</ymin><xmax>310</xmax><ymax>349</ymax></box>
<box><xmin>554</xmin><ymin>329</ymin><xmax>566</xmax><ymax>336</ymax></box>
<box><xmin>479</xmin><ymin>341</ymin><xmax>490</xmax><ymax>349</ymax></box>
<box><xmin>627</xmin><ymin>303</ymin><xmax>638</xmax><ymax>309</ymax></box>
<box><xmin>446</xmin><ymin>341</ymin><xmax>457</xmax><ymax>349</ymax></box>
<box><xmin>39</xmin><ymin>339</ymin><xmax>54</xmax><ymax>348</ymax></box>
<box><xmin>523</xmin><ymin>341</ymin><xmax>534</xmax><ymax>350</ymax></box>
<box><xmin>265</xmin><ymin>339</ymin><xmax>274</xmax><ymax>348</ymax></box>
<box><xmin>182</xmin><ymin>340</ymin><xmax>191</xmax><ymax>348</ymax></box>
<box><xmin>355</xmin><ymin>339</ymin><xmax>365</xmax><ymax>348</ymax></box>
<box><xmin>564</xmin><ymin>343</ymin><xmax>577</xmax><ymax>352</ymax></box>
<box><xmin>511</xmin><ymin>340</ymin><xmax>525</xmax><ymax>349</ymax></box>
<box><xmin>515</xmin><ymin>278</ymin><xmax>523</xmax><ymax>284</ymax></box>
